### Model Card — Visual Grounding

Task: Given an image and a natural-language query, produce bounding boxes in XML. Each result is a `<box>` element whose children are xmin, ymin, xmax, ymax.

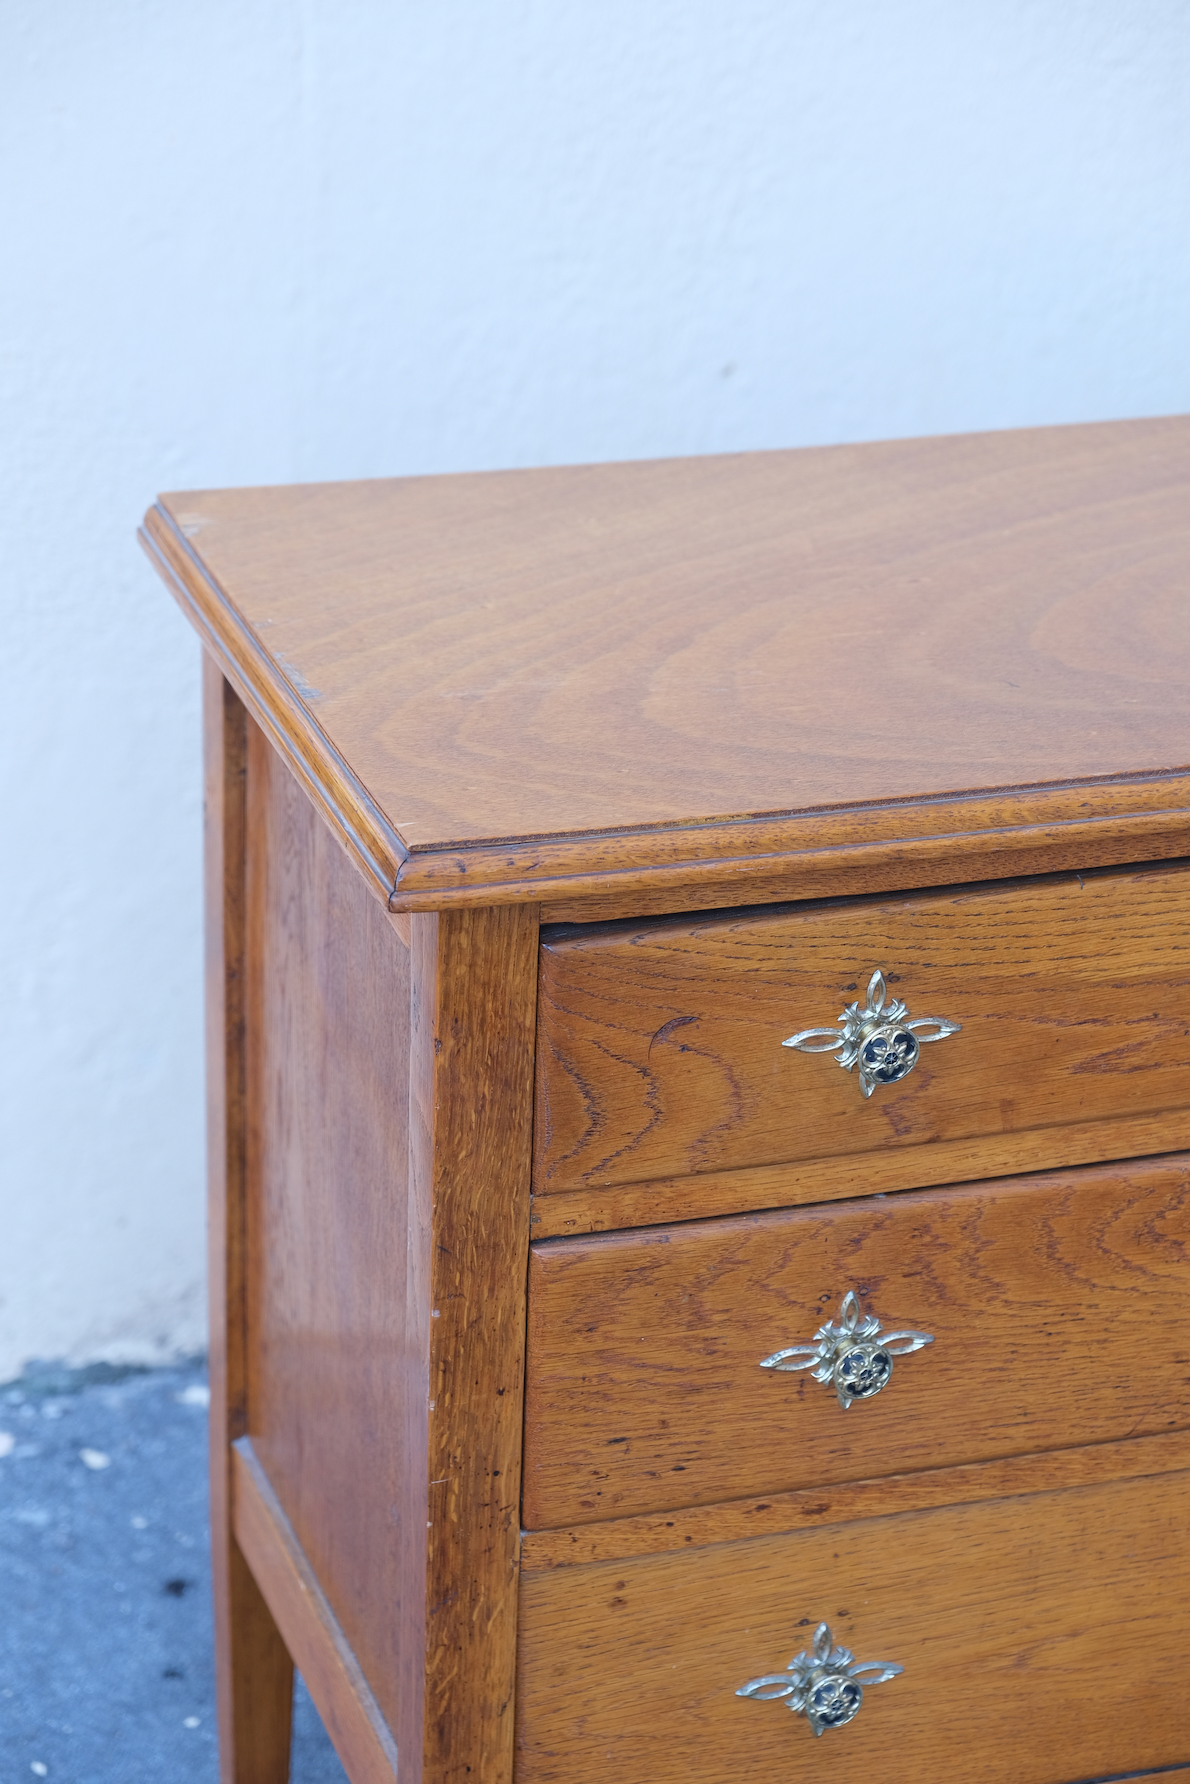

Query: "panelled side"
<box><xmin>234</xmin><ymin>719</ymin><xmax>539</xmax><ymax>1784</ymax></box>
<box><xmin>243</xmin><ymin>717</ymin><xmax>418</xmax><ymax>1759</ymax></box>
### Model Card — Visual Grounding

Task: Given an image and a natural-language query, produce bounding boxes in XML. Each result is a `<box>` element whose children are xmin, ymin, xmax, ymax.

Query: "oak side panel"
<box><xmin>516</xmin><ymin>1471</ymin><xmax>1190</xmax><ymax>1784</ymax></box>
<box><xmin>408</xmin><ymin>904</ymin><xmax>539</xmax><ymax>1784</ymax></box>
<box><xmin>204</xmin><ymin>658</ymin><xmax>293</xmax><ymax>1783</ymax></box>
<box><xmin>244</xmin><ymin>721</ymin><xmax>412</xmax><ymax>1750</ymax></box>
<box><xmin>524</xmin><ymin>1153</ymin><xmax>1190</xmax><ymax>1527</ymax></box>
<box><xmin>534</xmin><ymin>861</ymin><xmax>1190</xmax><ymax>1195</ymax></box>
<box><xmin>232</xmin><ymin>1441</ymin><xmax>398</xmax><ymax>1784</ymax></box>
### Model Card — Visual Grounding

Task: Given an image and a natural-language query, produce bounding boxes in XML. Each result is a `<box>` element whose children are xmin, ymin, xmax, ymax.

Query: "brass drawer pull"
<box><xmin>783</xmin><ymin>967</ymin><xmax>960</xmax><ymax>1098</ymax></box>
<box><xmin>759</xmin><ymin>1288</ymin><xmax>933</xmax><ymax>1408</ymax></box>
<box><xmin>737</xmin><ymin>1621</ymin><xmax>903</xmax><ymax>1737</ymax></box>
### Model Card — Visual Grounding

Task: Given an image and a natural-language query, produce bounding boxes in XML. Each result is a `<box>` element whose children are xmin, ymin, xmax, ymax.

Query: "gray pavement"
<box><xmin>0</xmin><ymin>1360</ymin><xmax>347</xmax><ymax>1783</ymax></box>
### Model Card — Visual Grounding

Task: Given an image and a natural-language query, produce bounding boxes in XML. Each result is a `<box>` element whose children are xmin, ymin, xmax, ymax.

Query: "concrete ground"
<box><xmin>0</xmin><ymin>1360</ymin><xmax>347</xmax><ymax>1782</ymax></box>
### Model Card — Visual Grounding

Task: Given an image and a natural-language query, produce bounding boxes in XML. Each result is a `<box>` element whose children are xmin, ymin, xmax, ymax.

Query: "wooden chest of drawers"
<box><xmin>142</xmin><ymin>418</ymin><xmax>1190</xmax><ymax>1784</ymax></box>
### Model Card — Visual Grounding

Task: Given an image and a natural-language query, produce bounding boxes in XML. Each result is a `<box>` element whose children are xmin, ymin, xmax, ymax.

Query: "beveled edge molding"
<box><xmin>143</xmin><ymin>498</ymin><xmax>1190</xmax><ymax>914</ymax></box>
<box><xmin>518</xmin><ymin>1426</ymin><xmax>1190</xmax><ymax>1572</ymax></box>
<box><xmin>232</xmin><ymin>1438</ymin><xmax>400</xmax><ymax>1784</ymax></box>
<box><xmin>141</xmin><ymin>507</ymin><xmax>405</xmax><ymax>904</ymax></box>
<box><xmin>391</xmin><ymin>787</ymin><xmax>1190</xmax><ymax>913</ymax></box>
<box><xmin>536</xmin><ymin>813</ymin><xmax>1190</xmax><ymax>925</ymax></box>
<box><xmin>528</xmin><ymin>1114</ymin><xmax>1190</xmax><ymax>1237</ymax></box>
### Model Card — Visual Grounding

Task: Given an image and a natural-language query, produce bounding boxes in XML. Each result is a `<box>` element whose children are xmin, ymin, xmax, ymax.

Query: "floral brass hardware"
<box><xmin>737</xmin><ymin>1621</ymin><xmax>903</xmax><ymax>1737</ymax></box>
<box><xmin>783</xmin><ymin>968</ymin><xmax>961</xmax><ymax>1098</ymax></box>
<box><xmin>759</xmin><ymin>1288</ymin><xmax>933</xmax><ymax>1409</ymax></box>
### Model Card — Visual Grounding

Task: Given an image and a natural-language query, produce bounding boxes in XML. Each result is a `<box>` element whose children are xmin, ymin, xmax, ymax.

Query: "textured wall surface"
<box><xmin>2</xmin><ymin>2</ymin><xmax>1188</xmax><ymax>1380</ymax></box>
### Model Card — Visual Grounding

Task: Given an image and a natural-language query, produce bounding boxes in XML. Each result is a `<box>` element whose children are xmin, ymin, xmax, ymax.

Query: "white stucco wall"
<box><xmin>2</xmin><ymin>2</ymin><xmax>1188</xmax><ymax>1381</ymax></box>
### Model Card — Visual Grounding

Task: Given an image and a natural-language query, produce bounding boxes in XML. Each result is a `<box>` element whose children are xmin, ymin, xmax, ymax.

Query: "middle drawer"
<box><xmin>523</xmin><ymin>1152</ymin><xmax>1190</xmax><ymax>1528</ymax></box>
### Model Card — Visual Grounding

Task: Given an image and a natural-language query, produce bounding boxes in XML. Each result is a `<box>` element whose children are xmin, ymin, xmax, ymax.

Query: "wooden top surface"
<box><xmin>142</xmin><ymin>417</ymin><xmax>1190</xmax><ymax>908</ymax></box>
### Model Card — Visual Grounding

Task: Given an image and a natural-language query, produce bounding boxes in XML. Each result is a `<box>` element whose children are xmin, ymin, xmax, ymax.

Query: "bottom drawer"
<box><xmin>516</xmin><ymin>1467</ymin><xmax>1190</xmax><ymax>1784</ymax></box>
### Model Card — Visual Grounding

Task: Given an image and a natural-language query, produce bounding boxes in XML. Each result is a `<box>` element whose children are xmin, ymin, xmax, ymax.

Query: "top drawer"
<box><xmin>534</xmin><ymin>860</ymin><xmax>1190</xmax><ymax>1198</ymax></box>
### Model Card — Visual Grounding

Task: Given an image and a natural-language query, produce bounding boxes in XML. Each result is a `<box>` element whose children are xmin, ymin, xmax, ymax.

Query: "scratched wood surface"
<box><xmin>515</xmin><ymin>1469</ymin><xmax>1190</xmax><ymax>1784</ymax></box>
<box><xmin>142</xmin><ymin>416</ymin><xmax>1190</xmax><ymax>909</ymax></box>
<box><xmin>519</xmin><ymin>1426</ymin><xmax>1190</xmax><ymax>1571</ymax></box>
<box><xmin>523</xmin><ymin>1153</ymin><xmax>1190</xmax><ymax>1527</ymax></box>
<box><xmin>534</xmin><ymin>860</ymin><xmax>1190</xmax><ymax>1196</ymax></box>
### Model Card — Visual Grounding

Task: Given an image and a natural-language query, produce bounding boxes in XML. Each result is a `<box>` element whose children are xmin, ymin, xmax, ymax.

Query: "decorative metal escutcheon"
<box><xmin>737</xmin><ymin>1621</ymin><xmax>903</xmax><ymax>1737</ymax></box>
<box><xmin>783</xmin><ymin>968</ymin><xmax>961</xmax><ymax>1099</ymax></box>
<box><xmin>759</xmin><ymin>1288</ymin><xmax>933</xmax><ymax>1409</ymax></box>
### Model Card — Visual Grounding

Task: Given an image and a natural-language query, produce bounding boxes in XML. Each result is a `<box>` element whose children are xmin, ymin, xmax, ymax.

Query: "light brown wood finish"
<box><xmin>520</xmin><ymin>1424</ymin><xmax>1190</xmax><ymax>1570</ymax></box>
<box><xmin>516</xmin><ymin>1469</ymin><xmax>1190</xmax><ymax>1784</ymax></box>
<box><xmin>144</xmin><ymin>418</ymin><xmax>1190</xmax><ymax>909</ymax></box>
<box><xmin>144</xmin><ymin>522</ymin><xmax>403</xmax><ymax>903</ymax></box>
<box><xmin>238</xmin><ymin>721</ymin><xmax>538</xmax><ymax>1782</ymax></box>
<box><xmin>232</xmin><ymin>1441</ymin><xmax>398</xmax><ymax>1783</ymax></box>
<box><xmin>382</xmin><ymin>782</ymin><xmax>1190</xmax><ymax>914</ymax></box>
<box><xmin>535</xmin><ymin>793</ymin><xmax>1190</xmax><ymax>926</ymax></box>
<box><xmin>524</xmin><ymin>1154</ymin><xmax>1190</xmax><ymax>1527</ymax></box>
<box><xmin>204</xmin><ymin>658</ymin><xmax>294</xmax><ymax>1784</ymax></box>
<box><xmin>243</xmin><ymin>719</ymin><xmax>412</xmax><ymax>1756</ymax></box>
<box><xmin>408</xmin><ymin>902</ymin><xmax>539</xmax><ymax>1784</ymax></box>
<box><xmin>528</xmin><ymin>1108</ymin><xmax>1190</xmax><ymax>1236</ymax></box>
<box><xmin>534</xmin><ymin>861</ymin><xmax>1190</xmax><ymax>1197</ymax></box>
<box><xmin>148</xmin><ymin>427</ymin><xmax>1190</xmax><ymax>1784</ymax></box>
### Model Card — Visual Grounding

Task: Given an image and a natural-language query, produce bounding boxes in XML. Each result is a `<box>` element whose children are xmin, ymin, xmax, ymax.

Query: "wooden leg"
<box><xmin>214</xmin><ymin>1538</ymin><xmax>294</xmax><ymax>1781</ymax></box>
<box><xmin>205</xmin><ymin>655</ymin><xmax>294</xmax><ymax>1781</ymax></box>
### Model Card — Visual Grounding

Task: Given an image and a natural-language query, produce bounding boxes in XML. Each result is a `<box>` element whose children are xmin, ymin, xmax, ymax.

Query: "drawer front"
<box><xmin>516</xmin><ymin>1469</ymin><xmax>1190</xmax><ymax>1784</ymax></box>
<box><xmin>534</xmin><ymin>860</ymin><xmax>1190</xmax><ymax>1195</ymax></box>
<box><xmin>523</xmin><ymin>1154</ymin><xmax>1190</xmax><ymax>1528</ymax></box>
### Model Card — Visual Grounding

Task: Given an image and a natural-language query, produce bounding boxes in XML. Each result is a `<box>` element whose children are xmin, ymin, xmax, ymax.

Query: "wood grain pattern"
<box><xmin>162</xmin><ymin>429</ymin><xmax>1190</xmax><ymax>1784</ymax></box>
<box><xmin>238</xmin><ymin>727</ymin><xmax>539</xmax><ymax>1783</ymax></box>
<box><xmin>535</xmin><ymin>861</ymin><xmax>1190</xmax><ymax>1195</ymax></box>
<box><xmin>142</xmin><ymin>417</ymin><xmax>1190</xmax><ymax>909</ymax></box>
<box><xmin>408</xmin><ymin>903</ymin><xmax>539</xmax><ymax>1784</ymax></box>
<box><xmin>384</xmin><ymin>785</ymin><xmax>1190</xmax><ymax>914</ymax></box>
<box><xmin>528</xmin><ymin>1108</ymin><xmax>1190</xmax><ymax>1236</ymax></box>
<box><xmin>232</xmin><ymin>1440</ymin><xmax>398</xmax><ymax>1784</ymax></box>
<box><xmin>524</xmin><ymin>1154</ymin><xmax>1190</xmax><ymax>1527</ymax></box>
<box><xmin>516</xmin><ymin>1469</ymin><xmax>1190</xmax><ymax>1784</ymax></box>
<box><xmin>146</xmin><ymin>521</ymin><xmax>402</xmax><ymax>903</ymax></box>
<box><xmin>243</xmin><ymin>718</ymin><xmax>416</xmax><ymax>1755</ymax></box>
<box><xmin>520</xmin><ymin>1425</ymin><xmax>1190</xmax><ymax>1570</ymax></box>
<box><xmin>534</xmin><ymin>798</ymin><xmax>1190</xmax><ymax>927</ymax></box>
<box><xmin>203</xmin><ymin>659</ymin><xmax>294</xmax><ymax>1784</ymax></box>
